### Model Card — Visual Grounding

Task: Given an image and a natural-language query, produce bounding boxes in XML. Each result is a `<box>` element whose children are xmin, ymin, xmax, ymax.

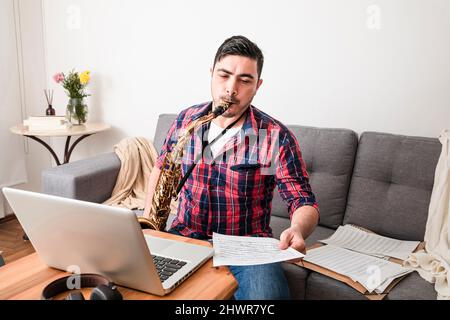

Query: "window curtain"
<box><xmin>0</xmin><ymin>0</ymin><xmax>28</xmax><ymax>218</ymax></box>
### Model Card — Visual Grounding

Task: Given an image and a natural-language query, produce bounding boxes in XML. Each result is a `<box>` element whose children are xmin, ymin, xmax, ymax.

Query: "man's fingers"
<box><xmin>278</xmin><ymin>230</ymin><xmax>293</xmax><ymax>250</ymax></box>
<box><xmin>289</xmin><ymin>238</ymin><xmax>306</xmax><ymax>254</ymax></box>
<box><xmin>279</xmin><ymin>228</ymin><xmax>306</xmax><ymax>255</ymax></box>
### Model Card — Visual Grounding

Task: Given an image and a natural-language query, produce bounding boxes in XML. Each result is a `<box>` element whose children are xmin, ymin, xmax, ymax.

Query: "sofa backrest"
<box><xmin>271</xmin><ymin>126</ymin><xmax>358</xmax><ymax>229</ymax></box>
<box><xmin>343</xmin><ymin>132</ymin><xmax>441</xmax><ymax>241</ymax></box>
<box><xmin>153</xmin><ymin>114</ymin><xmax>178</xmax><ymax>154</ymax></box>
<box><xmin>153</xmin><ymin>114</ymin><xmax>359</xmax><ymax>230</ymax></box>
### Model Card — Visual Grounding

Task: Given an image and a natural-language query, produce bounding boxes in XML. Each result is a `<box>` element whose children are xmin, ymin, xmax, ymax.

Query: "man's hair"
<box><xmin>213</xmin><ymin>35</ymin><xmax>264</xmax><ymax>79</ymax></box>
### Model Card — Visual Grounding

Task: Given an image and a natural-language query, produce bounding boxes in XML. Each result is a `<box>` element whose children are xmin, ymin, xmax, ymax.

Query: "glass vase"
<box><xmin>66</xmin><ymin>98</ymin><xmax>88</xmax><ymax>125</ymax></box>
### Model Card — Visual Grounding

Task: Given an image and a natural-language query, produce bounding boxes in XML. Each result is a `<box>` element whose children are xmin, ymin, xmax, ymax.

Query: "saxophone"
<box><xmin>138</xmin><ymin>102</ymin><xmax>231</xmax><ymax>230</ymax></box>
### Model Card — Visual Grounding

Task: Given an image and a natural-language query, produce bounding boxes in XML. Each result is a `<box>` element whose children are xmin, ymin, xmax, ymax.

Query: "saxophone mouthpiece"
<box><xmin>212</xmin><ymin>101</ymin><xmax>231</xmax><ymax>117</ymax></box>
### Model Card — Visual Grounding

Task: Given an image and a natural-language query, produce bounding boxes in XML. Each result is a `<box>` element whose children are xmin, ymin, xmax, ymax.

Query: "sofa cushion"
<box><xmin>385</xmin><ymin>272</ymin><xmax>436</xmax><ymax>300</ymax></box>
<box><xmin>305</xmin><ymin>272</ymin><xmax>367</xmax><ymax>300</ymax></box>
<box><xmin>343</xmin><ymin>132</ymin><xmax>441</xmax><ymax>241</ymax></box>
<box><xmin>272</xmin><ymin>126</ymin><xmax>358</xmax><ymax>229</ymax></box>
<box><xmin>282</xmin><ymin>262</ymin><xmax>309</xmax><ymax>300</ymax></box>
<box><xmin>153</xmin><ymin>114</ymin><xmax>177</xmax><ymax>154</ymax></box>
<box><xmin>270</xmin><ymin>215</ymin><xmax>291</xmax><ymax>239</ymax></box>
<box><xmin>306</xmin><ymin>269</ymin><xmax>436</xmax><ymax>300</ymax></box>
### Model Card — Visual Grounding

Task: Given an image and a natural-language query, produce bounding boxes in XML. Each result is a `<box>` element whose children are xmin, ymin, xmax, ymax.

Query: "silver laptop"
<box><xmin>2</xmin><ymin>187</ymin><xmax>214</xmax><ymax>296</ymax></box>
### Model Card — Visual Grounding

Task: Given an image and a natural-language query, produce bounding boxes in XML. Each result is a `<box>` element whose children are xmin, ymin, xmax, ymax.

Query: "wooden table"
<box><xmin>10</xmin><ymin>122</ymin><xmax>110</xmax><ymax>166</ymax></box>
<box><xmin>0</xmin><ymin>230</ymin><xmax>237</xmax><ymax>300</ymax></box>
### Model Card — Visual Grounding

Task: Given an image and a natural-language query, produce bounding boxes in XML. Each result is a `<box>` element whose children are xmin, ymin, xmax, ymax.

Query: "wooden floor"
<box><xmin>0</xmin><ymin>215</ymin><xmax>35</xmax><ymax>265</ymax></box>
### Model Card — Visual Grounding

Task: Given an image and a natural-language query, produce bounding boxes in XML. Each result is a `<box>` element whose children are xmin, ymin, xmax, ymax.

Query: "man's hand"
<box><xmin>278</xmin><ymin>205</ymin><xmax>319</xmax><ymax>262</ymax></box>
<box><xmin>278</xmin><ymin>224</ymin><xmax>306</xmax><ymax>262</ymax></box>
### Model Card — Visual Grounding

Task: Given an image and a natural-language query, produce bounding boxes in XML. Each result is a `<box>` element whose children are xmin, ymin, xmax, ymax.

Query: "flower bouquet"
<box><xmin>53</xmin><ymin>70</ymin><xmax>91</xmax><ymax>125</ymax></box>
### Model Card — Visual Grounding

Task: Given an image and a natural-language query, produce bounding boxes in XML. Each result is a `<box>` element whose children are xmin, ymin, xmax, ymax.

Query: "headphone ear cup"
<box><xmin>65</xmin><ymin>291</ymin><xmax>85</xmax><ymax>300</ymax></box>
<box><xmin>90</xmin><ymin>283</ymin><xmax>123</xmax><ymax>300</ymax></box>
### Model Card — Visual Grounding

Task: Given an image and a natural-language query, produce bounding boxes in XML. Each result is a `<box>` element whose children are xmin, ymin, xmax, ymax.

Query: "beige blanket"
<box><xmin>103</xmin><ymin>137</ymin><xmax>158</xmax><ymax>210</ymax></box>
<box><xmin>404</xmin><ymin>129</ymin><xmax>450</xmax><ymax>300</ymax></box>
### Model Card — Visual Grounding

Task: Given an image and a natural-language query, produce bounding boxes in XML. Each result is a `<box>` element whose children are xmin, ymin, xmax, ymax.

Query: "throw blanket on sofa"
<box><xmin>103</xmin><ymin>137</ymin><xmax>158</xmax><ymax>210</ymax></box>
<box><xmin>404</xmin><ymin>129</ymin><xmax>450</xmax><ymax>300</ymax></box>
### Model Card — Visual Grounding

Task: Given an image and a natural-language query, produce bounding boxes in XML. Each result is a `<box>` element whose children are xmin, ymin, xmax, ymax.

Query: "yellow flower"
<box><xmin>79</xmin><ymin>71</ymin><xmax>90</xmax><ymax>85</ymax></box>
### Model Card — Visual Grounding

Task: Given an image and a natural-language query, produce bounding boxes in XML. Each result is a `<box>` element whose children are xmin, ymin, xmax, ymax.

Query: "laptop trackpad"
<box><xmin>144</xmin><ymin>235</ymin><xmax>176</xmax><ymax>253</ymax></box>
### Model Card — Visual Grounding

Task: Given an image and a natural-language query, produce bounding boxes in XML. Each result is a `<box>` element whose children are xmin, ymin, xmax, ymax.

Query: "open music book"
<box><xmin>320</xmin><ymin>224</ymin><xmax>420</xmax><ymax>260</ymax></box>
<box><xmin>300</xmin><ymin>225</ymin><xmax>421</xmax><ymax>296</ymax></box>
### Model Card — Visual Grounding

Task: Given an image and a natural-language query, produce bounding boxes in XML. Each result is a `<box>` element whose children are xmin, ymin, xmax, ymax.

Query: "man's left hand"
<box><xmin>278</xmin><ymin>225</ymin><xmax>306</xmax><ymax>262</ymax></box>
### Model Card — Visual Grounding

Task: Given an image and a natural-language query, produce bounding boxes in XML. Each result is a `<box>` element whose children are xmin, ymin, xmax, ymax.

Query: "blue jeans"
<box><xmin>167</xmin><ymin>228</ymin><xmax>291</xmax><ymax>300</ymax></box>
<box><xmin>229</xmin><ymin>264</ymin><xmax>291</xmax><ymax>300</ymax></box>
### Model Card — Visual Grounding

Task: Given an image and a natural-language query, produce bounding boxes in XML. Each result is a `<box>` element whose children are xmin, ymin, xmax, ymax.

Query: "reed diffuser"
<box><xmin>44</xmin><ymin>89</ymin><xmax>55</xmax><ymax>116</ymax></box>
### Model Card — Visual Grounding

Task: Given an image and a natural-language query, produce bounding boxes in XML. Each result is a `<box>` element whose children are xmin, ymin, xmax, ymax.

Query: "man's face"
<box><xmin>211</xmin><ymin>55</ymin><xmax>263</xmax><ymax>118</ymax></box>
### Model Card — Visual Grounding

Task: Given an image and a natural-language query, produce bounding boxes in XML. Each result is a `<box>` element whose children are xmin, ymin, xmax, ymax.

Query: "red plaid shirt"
<box><xmin>156</xmin><ymin>102</ymin><xmax>318</xmax><ymax>238</ymax></box>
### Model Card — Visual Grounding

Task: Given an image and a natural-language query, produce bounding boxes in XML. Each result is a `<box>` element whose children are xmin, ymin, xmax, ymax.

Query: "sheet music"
<box><xmin>320</xmin><ymin>225</ymin><xmax>420</xmax><ymax>260</ymax></box>
<box><xmin>212</xmin><ymin>232</ymin><xmax>304</xmax><ymax>267</ymax></box>
<box><xmin>304</xmin><ymin>245</ymin><xmax>413</xmax><ymax>293</ymax></box>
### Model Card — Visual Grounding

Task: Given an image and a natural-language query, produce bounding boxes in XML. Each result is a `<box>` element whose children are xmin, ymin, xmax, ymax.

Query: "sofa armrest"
<box><xmin>41</xmin><ymin>152</ymin><xmax>121</xmax><ymax>204</ymax></box>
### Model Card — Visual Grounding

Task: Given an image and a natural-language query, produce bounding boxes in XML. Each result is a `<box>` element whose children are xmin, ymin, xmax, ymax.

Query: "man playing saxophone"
<box><xmin>143</xmin><ymin>35</ymin><xmax>319</xmax><ymax>300</ymax></box>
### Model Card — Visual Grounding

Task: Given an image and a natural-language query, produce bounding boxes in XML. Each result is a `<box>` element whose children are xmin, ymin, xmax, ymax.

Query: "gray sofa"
<box><xmin>42</xmin><ymin>114</ymin><xmax>441</xmax><ymax>300</ymax></box>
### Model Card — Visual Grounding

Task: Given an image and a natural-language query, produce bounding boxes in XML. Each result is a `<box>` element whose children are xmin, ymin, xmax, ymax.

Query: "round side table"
<box><xmin>11</xmin><ymin>122</ymin><xmax>111</xmax><ymax>166</ymax></box>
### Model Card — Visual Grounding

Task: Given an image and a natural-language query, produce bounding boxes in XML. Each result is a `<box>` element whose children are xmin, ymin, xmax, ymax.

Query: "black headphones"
<box><xmin>41</xmin><ymin>273</ymin><xmax>123</xmax><ymax>300</ymax></box>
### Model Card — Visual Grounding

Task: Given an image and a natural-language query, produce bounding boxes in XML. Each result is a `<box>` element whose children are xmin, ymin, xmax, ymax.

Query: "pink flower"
<box><xmin>53</xmin><ymin>72</ymin><xmax>64</xmax><ymax>83</ymax></box>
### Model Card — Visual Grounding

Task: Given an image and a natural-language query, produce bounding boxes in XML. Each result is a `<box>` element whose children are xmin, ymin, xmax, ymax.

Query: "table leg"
<box><xmin>25</xmin><ymin>135</ymin><xmax>61</xmax><ymax>166</ymax></box>
<box><xmin>64</xmin><ymin>134</ymin><xmax>92</xmax><ymax>164</ymax></box>
<box><xmin>63</xmin><ymin>136</ymin><xmax>72</xmax><ymax>164</ymax></box>
<box><xmin>25</xmin><ymin>134</ymin><xmax>93</xmax><ymax>165</ymax></box>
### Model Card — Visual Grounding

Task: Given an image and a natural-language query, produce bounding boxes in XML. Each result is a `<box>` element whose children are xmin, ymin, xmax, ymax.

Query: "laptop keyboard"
<box><xmin>152</xmin><ymin>255</ymin><xmax>187</xmax><ymax>282</ymax></box>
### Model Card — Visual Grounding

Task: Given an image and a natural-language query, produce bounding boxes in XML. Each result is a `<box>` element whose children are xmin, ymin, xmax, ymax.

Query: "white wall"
<box><xmin>8</xmin><ymin>0</ymin><xmax>450</xmax><ymax>195</ymax></box>
<box><xmin>42</xmin><ymin>0</ymin><xmax>450</xmax><ymax>146</ymax></box>
<box><xmin>1</xmin><ymin>0</ymin><xmax>50</xmax><ymax>216</ymax></box>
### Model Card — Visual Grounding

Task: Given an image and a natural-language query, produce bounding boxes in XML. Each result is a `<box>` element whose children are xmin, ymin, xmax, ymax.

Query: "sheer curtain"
<box><xmin>0</xmin><ymin>0</ymin><xmax>27</xmax><ymax>218</ymax></box>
